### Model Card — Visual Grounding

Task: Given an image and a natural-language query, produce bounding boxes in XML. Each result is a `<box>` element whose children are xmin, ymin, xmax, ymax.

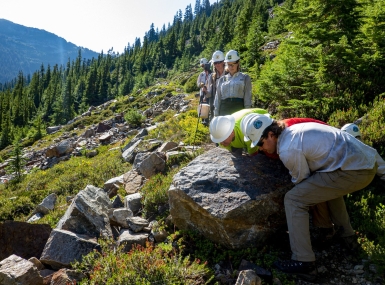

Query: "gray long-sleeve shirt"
<box><xmin>206</xmin><ymin>70</ymin><xmax>226</xmax><ymax>99</ymax></box>
<box><xmin>277</xmin><ymin>122</ymin><xmax>385</xmax><ymax>184</ymax></box>
<box><xmin>197</xmin><ymin>71</ymin><xmax>209</xmax><ymax>97</ymax></box>
<box><xmin>214</xmin><ymin>72</ymin><xmax>252</xmax><ymax>116</ymax></box>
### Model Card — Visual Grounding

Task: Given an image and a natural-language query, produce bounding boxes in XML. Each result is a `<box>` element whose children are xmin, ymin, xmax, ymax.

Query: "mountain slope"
<box><xmin>0</xmin><ymin>19</ymin><xmax>99</xmax><ymax>84</ymax></box>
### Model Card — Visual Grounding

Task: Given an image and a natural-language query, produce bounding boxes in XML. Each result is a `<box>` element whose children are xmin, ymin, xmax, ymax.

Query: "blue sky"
<box><xmin>1</xmin><ymin>0</ymin><xmax>212</xmax><ymax>53</ymax></box>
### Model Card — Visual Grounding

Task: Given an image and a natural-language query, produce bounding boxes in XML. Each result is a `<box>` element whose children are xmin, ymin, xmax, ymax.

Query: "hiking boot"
<box><xmin>274</xmin><ymin>259</ymin><xmax>317</xmax><ymax>281</ymax></box>
<box><xmin>342</xmin><ymin>235</ymin><xmax>360</xmax><ymax>252</ymax></box>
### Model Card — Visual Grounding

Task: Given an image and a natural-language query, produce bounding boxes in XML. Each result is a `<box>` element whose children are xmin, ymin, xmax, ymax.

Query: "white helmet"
<box><xmin>200</xmin><ymin>58</ymin><xmax>208</xmax><ymax>65</ymax></box>
<box><xmin>209</xmin><ymin>115</ymin><xmax>236</xmax><ymax>143</ymax></box>
<box><xmin>224</xmin><ymin>50</ymin><xmax>240</xmax><ymax>63</ymax></box>
<box><xmin>211</xmin><ymin>50</ymin><xmax>225</xmax><ymax>63</ymax></box>
<box><xmin>240</xmin><ymin>114</ymin><xmax>273</xmax><ymax>148</ymax></box>
<box><xmin>241</xmin><ymin>113</ymin><xmax>271</xmax><ymax>142</ymax></box>
<box><xmin>341</xmin><ymin>123</ymin><xmax>362</xmax><ymax>138</ymax></box>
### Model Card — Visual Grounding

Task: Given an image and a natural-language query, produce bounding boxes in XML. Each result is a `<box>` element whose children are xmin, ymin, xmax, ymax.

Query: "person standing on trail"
<box><xmin>206</xmin><ymin>51</ymin><xmax>226</xmax><ymax>122</ymax></box>
<box><xmin>197</xmin><ymin>58</ymin><xmax>210</xmax><ymax>103</ymax></box>
<box><xmin>209</xmin><ymin>108</ymin><xmax>269</xmax><ymax>155</ymax></box>
<box><xmin>196</xmin><ymin>58</ymin><xmax>211</xmax><ymax>125</ymax></box>
<box><xmin>214</xmin><ymin>50</ymin><xmax>252</xmax><ymax>116</ymax></box>
<box><xmin>240</xmin><ymin>115</ymin><xmax>385</xmax><ymax>281</ymax></box>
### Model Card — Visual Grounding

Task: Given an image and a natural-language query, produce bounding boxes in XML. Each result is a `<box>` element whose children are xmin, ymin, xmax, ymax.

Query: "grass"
<box><xmin>0</xmin><ymin>144</ymin><xmax>131</xmax><ymax>226</ymax></box>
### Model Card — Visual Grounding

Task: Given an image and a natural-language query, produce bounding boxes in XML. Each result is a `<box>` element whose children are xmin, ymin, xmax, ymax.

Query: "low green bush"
<box><xmin>184</xmin><ymin>74</ymin><xmax>200</xmax><ymax>93</ymax></box>
<box><xmin>124</xmin><ymin>109</ymin><xmax>146</xmax><ymax>126</ymax></box>
<box><xmin>72</xmin><ymin>239</ymin><xmax>214</xmax><ymax>285</ymax></box>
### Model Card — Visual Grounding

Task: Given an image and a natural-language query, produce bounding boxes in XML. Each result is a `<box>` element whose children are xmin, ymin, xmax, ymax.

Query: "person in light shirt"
<box><xmin>240</xmin><ymin>115</ymin><xmax>385</xmax><ymax>281</ymax></box>
<box><xmin>214</xmin><ymin>50</ymin><xmax>252</xmax><ymax>116</ymax></box>
<box><xmin>206</xmin><ymin>50</ymin><xmax>226</xmax><ymax>122</ymax></box>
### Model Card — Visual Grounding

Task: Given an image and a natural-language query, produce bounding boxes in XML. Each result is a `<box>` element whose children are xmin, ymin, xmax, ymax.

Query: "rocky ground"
<box><xmin>211</xmin><ymin>224</ymin><xmax>383</xmax><ymax>285</ymax></box>
<box><xmin>273</xmin><ymin>226</ymin><xmax>383</xmax><ymax>285</ymax></box>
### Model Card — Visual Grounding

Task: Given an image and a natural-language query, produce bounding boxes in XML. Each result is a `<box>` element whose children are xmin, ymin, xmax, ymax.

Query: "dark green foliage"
<box><xmin>345</xmin><ymin>178</ymin><xmax>385</xmax><ymax>272</ymax></box>
<box><xmin>184</xmin><ymin>74</ymin><xmax>200</xmax><ymax>93</ymax></box>
<box><xmin>124</xmin><ymin>109</ymin><xmax>145</xmax><ymax>126</ymax></box>
<box><xmin>72</xmin><ymin>239</ymin><xmax>214</xmax><ymax>285</ymax></box>
<box><xmin>6</xmin><ymin>137</ymin><xmax>25</xmax><ymax>181</ymax></box>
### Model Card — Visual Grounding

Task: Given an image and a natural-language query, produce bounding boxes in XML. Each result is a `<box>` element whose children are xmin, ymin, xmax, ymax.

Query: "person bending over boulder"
<box><xmin>209</xmin><ymin>108</ymin><xmax>269</xmax><ymax>155</ymax></box>
<box><xmin>241</xmin><ymin>114</ymin><xmax>385</xmax><ymax>281</ymax></box>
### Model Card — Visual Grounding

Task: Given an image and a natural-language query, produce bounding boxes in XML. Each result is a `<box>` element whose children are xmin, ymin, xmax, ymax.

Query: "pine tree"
<box><xmin>7</xmin><ymin>136</ymin><xmax>25</xmax><ymax>181</ymax></box>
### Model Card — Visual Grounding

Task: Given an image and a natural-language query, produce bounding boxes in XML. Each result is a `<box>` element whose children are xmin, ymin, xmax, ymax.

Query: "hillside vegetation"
<box><xmin>0</xmin><ymin>0</ymin><xmax>385</xmax><ymax>284</ymax></box>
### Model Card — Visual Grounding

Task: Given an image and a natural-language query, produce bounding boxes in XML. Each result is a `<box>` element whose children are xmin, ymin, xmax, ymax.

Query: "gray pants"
<box><xmin>285</xmin><ymin>166</ymin><xmax>377</xmax><ymax>262</ymax></box>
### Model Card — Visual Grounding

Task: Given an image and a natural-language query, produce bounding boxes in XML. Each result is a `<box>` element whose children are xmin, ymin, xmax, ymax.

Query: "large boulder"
<box><xmin>0</xmin><ymin>254</ymin><xmax>43</xmax><ymax>285</ymax></box>
<box><xmin>168</xmin><ymin>147</ymin><xmax>293</xmax><ymax>249</ymax></box>
<box><xmin>56</xmin><ymin>185</ymin><xmax>112</xmax><ymax>238</ymax></box>
<box><xmin>0</xmin><ymin>221</ymin><xmax>52</xmax><ymax>261</ymax></box>
<box><xmin>40</xmin><ymin>229</ymin><xmax>100</xmax><ymax>270</ymax></box>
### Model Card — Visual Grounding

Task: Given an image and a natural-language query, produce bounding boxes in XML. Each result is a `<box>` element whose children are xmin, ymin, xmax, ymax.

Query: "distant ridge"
<box><xmin>0</xmin><ymin>19</ymin><xmax>99</xmax><ymax>84</ymax></box>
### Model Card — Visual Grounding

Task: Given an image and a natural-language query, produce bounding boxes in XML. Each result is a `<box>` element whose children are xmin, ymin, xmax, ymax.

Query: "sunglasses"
<box><xmin>256</xmin><ymin>137</ymin><xmax>265</xmax><ymax>147</ymax></box>
<box><xmin>214</xmin><ymin>61</ymin><xmax>224</xmax><ymax>65</ymax></box>
<box><xmin>226</xmin><ymin>62</ymin><xmax>238</xmax><ymax>67</ymax></box>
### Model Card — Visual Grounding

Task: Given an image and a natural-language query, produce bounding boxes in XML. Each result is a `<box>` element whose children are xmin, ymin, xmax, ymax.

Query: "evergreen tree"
<box><xmin>7</xmin><ymin>136</ymin><xmax>25</xmax><ymax>181</ymax></box>
<box><xmin>194</xmin><ymin>0</ymin><xmax>201</xmax><ymax>17</ymax></box>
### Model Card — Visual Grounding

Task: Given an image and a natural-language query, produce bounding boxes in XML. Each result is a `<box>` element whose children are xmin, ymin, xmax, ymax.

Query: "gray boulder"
<box><xmin>40</xmin><ymin>229</ymin><xmax>100</xmax><ymax>270</ymax></box>
<box><xmin>123</xmin><ymin>170</ymin><xmax>144</xmax><ymax>194</ymax></box>
<box><xmin>0</xmin><ymin>254</ymin><xmax>43</xmax><ymax>285</ymax></box>
<box><xmin>35</xmin><ymin>193</ymin><xmax>57</xmax><ymax>215</ymax></box>
<box><xmin>0</xmin><ymin>221</ymin><xmax>51</xmax><ymax>261</ymax></box>
<box><xmin>124</xmin><ymin>193</ymin><xmax>142</xmax><ymax>214</ymax></box>
<box><xmin>118</xmin><ymin>229</ymin><xmax>148</xmax><ymax>252</ymax></box>
<box><xmin>168</xmin><ymin>147</ymin><xmax>293</xmax><ymax>249</ymax></box>
<box><xmin>56</xmin><ymin>185</ymin><xmax>112</xmax><ymax>238</ymax></box>
<box><xmin>134</xmin><ymin>152</ymin><xmax>166</xmax><ymax>179</ymax></box>
<box><xmin>122</xmin><ymin>139</ymin><xmax>142</xmax><ymax>162</ymax></box>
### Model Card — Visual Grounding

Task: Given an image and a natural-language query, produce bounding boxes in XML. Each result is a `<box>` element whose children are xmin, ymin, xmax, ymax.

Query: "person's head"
<box><xmin>209</xmin><ymin>115</ymin><xmax>236</xmax><ymax>146</ymax></box>
<box><xmin>200</xmin><ymin>58</ymin><xmax>208</xmax><ymax>68</ymax></box>
<box><xmin>224</xmin><ymin>50</ymin><xmax>240</xmax><ymax>75</ymax></box>
<box><xmin>241</xmin><ymin>114</ymin><xmax>282</xmax><ymax>154</ymax></box>
<box><xmin>211</xmin><ymin>50</ymin><xmax>225</xmax><ymax>73</ymax></box>
<box><xmin>341</xmin><ymin>123</ymin><xmax>362</xmax><ymax>140</ymax></box>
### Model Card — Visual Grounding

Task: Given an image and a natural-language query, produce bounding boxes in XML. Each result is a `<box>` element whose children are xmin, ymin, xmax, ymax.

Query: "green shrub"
<box><xmin>327</xmin><ymin>95</ymin><xmax>385</xmax><ymax>156</ymax></box>
<box><xmin>178</xmin><ymin>110</ymin><xmax>210</xmax><ymax>145</ymax></box>
<box><xmin>72</xmin><ymin>239</ymin><xmax>214</xmax><ymax>285</ymax></box>
<box><xmin>327</xmin><ymin>105</ymin><xmax>368</xmax><ymax>128</ymax></box>
<box><xmin>345</xmin><ymin>179</ymin><xmax>385</xmax><ymax>273</ymax></box>
<box><xmin>124</xmin><ymin>109</ymin><xmax>146</xmax><ymax>126</ymax></box>
<box><xmin>184</xmin><ymin>74</ymin><xmax>200</xmax><ymax>93</ymax></box>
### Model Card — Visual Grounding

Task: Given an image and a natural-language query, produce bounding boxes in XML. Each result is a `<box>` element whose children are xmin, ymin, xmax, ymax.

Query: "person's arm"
<box><xmin>214</xmin><ymin>78</ymin><xmax>223</xmax><ymax>116</ymax></box>
<box><xmin>280</xmin><ymin>149</ymin><xmax>311</xmax><ymax>184</ymax></box>
<box><xmin>206</xmin><ymin>74</ymin><xmax>213</xmax><ymax>98</ymax></box>
<box><xmin>243</xmin><ymin>74</ymin><xmax>252</xmax><ymax>108</ymax></box>
<box><xmin>197</xmin><ymin>73</ymin><xmax>200</xmax><ymax>88</ymax></box>
<box><xmin>375</xmin><ymin>151</ymin><xmax>385</xmax><ymax>181</ymax></box>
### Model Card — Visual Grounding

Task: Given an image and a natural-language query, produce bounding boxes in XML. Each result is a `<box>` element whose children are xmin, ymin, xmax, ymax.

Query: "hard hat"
<box><xmin>224</xmin><ymin>50</ymin><xmax>240</xmax><ymax>63</ymax></box>
<box><xmin>209</xmin><ymin>115</ymin><xmax>236</xmax><ymax>143</ymax></box>
<box><xmin>341</xmin><ymin>123</ymin><xmax>362</xmax><ymax>138</ymax></box>
<box><xmin>211</xmin><ymin>50</ymin><xmax>225</xmax><ymax>63</ymax></box>
<box><xmin>200</xmin><ymin>58</ymin><xmax>208</xmax><ymax>65</ymax></box>
<box><xmin>241</xmin><ymin>113</ymin><xmax>271</xmax><ymax>142</ymax></box>
<box><xmin>240</xmin><ymin>114</ymin><xmax>273</xmax><ymax>148</ymax></box>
